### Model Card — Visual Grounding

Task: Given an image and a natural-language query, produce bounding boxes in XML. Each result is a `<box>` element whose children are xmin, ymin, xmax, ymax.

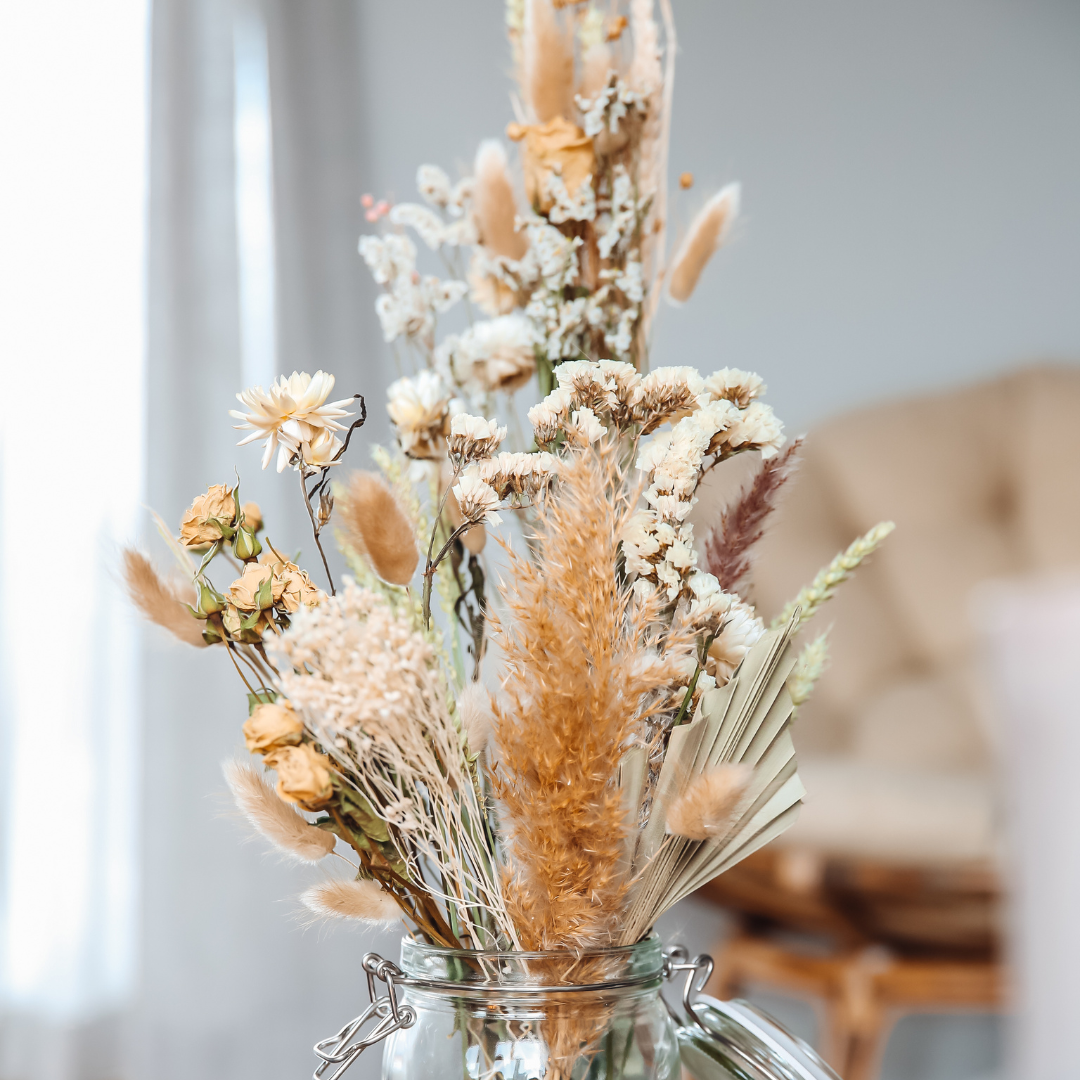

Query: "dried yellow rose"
<box><xmin>227</xmin><ymin>561</ymin><xmax>283</xmax><ymax>612</ymax></box>
<box><xmin>179</xmin><ymin>484</ymin><xmax>236</xmax><ymax>547</ymax></box>
<box><xmin>271</xmin><ymin>743</ymin><xmax>334</xmax><ymax>809</ymax></box>
<box><xmin>507</xmin><ymin>117</ymin><xmax>595</xmax><ymax>214</ymax></box>
<box><xmin>243</xmin><ymin>701</ymin><xmax>304</xmax><ymax>755</ymax></box>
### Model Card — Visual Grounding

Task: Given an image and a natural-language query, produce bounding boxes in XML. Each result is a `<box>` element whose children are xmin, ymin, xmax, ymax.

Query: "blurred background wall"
<box><xmin>1</xmin><ymin>2</ymin><xmax>1078</xmax><ymax>1079</ymax></box>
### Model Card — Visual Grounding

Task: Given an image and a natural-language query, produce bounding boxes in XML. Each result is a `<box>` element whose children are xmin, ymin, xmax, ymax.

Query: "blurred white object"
<box><xmin>976</xmin><ymin>575</ymin><xmax>1080</xmax><ymax>1080</ymax></box>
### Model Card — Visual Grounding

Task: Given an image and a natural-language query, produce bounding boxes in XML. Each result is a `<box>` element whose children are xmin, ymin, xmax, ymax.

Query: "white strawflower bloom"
<box><xmin>386</xmin><ymin>371</ymin><xmax>451</xmax><ymax>460</ymax></box>
<box><xmin>453</xmin><ymin>474</ymin><xmax>503</xmax><ymax>526</ymax></box>
<box><xmin>231</xmin><ymin>370</ymin><xmax>355</xmax><ymax>472</ymax></box>
<box><xmin>416</xmin><ymin>164</ymin><xmax>452</xmax><ymax>208</ymax></box>
<box><xmin>388</xmin><ymin>203</ymin><xmax>445</xmax><ymax>250</ymax></box>
<box><xmin>447</xmin><ymin>413</ymin><xmax>507</xmax><ymax>463</ymax></box>
<box><xmin>703</xmin><ymin>368</ymin><xmax>766</xmax><ymax>409</ymax></box>
<box><xmin>302</xmin><ymin>427</ymin><xmax>345</xmax><ymax>468</ymax></box>
<box><xmin>453</xmin><ymin>314</ymin><xmax>536</xmax><ymax>394</ymax></box>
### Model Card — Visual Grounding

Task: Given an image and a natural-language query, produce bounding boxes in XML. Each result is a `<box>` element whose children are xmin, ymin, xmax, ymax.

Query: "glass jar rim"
<box><xmin>401</xmin><ymin>932</ymin><xmax>661</xmax><ymax>965</ymax></box>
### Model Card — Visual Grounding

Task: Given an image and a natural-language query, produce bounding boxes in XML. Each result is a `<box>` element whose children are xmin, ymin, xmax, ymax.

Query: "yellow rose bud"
<box><xmin>243</xmin><ymin>702</ymin><xmax>304</xmax><ymax>755</ymax></box>
<box><xmin>272</xmin><ymin>743</ymin><xmax>334</xmax><ymax>810</ymax></box>
<box><xmin>179</xmin><ymin>484</ymin><xmax>237</xmax><ymax>548</ymax></box>
<box><xmin>241</xmin><ymin>501</ymin><xmax>263</xmax><ymax>533</ymax></box>
<box><xmin>195</xmin><ymin>580</ymin><xmax>225</xmax><ymax>617</ymax></box>
<box><xmin>232</xmin><ymin>524</ymin><xmax>262</xmax><ymax>562</ymax></box>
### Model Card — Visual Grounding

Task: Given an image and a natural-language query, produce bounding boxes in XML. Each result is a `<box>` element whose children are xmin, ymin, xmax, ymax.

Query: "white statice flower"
<box><xmin>416</xmin><ymin>164</ymin><xmax>452</xmax><ymax>208</ymax></box>
<box><xmin>386</xmin><ymin>371</ymin><xmax>451</xmax><ymax>459</ymax></box>
<box><xmin>474</xmin><ymin>451</ymin><xmax>558</xmax><ymax>500</ymax></box>
<box><xmin>723</xmin><ymin>401</ymin><xmax>785</xmax><ymax>460</ymax></box>
<box><xmin>546</xmin><ymin>170</ymin><xmax>597</xmax><ymax>224</ymax></box>
<box><xmin>453</xmin><ymin>474</ymin><xmax>502</xmax><ymax>527</ymax></box>
<box><xmin>423</xmin><ymin>276</ymin><xmax>468</xmax><ymax>314</ymax></box>
<box><xmin>231</xmin><ymin>370</ymin><xmax>355</xmax><ymax>472</ymax></box>
<box><xmin>528</xmin><ymin>386</ymin><xmax>574</xmax><ymax>446</ymax></box>
<box><xmin>707</xmin><ymin>596</ymin><xmax>765</xmax><ymax>683</ymax></box>
<box><xmin>703</xmin><ymin>368</ymin><xmax>766</xmax><ymax>409</ymax></box>
<box><xmin>447</xmin><ymin>413</ymin><xmax>506</xmax><ymax>463</ymax></box>
<box><xmin>631</xmin><ymin>365</ymin><xmax>707</xmax><ymax>431</ymax></box>
<box><xmin>576</xmin><ymin>74</ymin><xmax>648</xmax><ymax>139</ymax></box>
<box><xmin>604</xmin><ymin>307</ymin><xmax>638</xmax><ymax>359</ymax></box>
<box><xmin>448</xmin><ymin>177</ymin><xmax>474</xmax><ymax>218</ymax></box>
<box><xmin>388</xmin><ymin>203</ymin><xmax>445</xmax><ymax>250</ymax></box>
<box><xmin>597</xmin><ymin>165</ymin><xmax>641</xmax><ymax>259</ymax></box>
<box><xmin>452</xmin><ymin>314</ymin><xmax>536</xmax><ymax>394</ymax></box>
<box><xmin>442</xmin><ymin>215</ymin><xmax>479</xmax><ymax>247</ymax></box>
<box><xmin>521</xmin><ymin>219</ymin><xmax>581</xmax><ymax>292</ymax></box>
<box><xmin>555</xmin><ymin>359</ymin><xmax>620</xmax><ymax>412</ymax></box>
<box><xmin>567</xmin><ymin>407</ymin><xmax>607</xmax><ymax>446</ymax></box>
<box><xmin>358</xmin><ymin>233</ymin><xmax>416</xmax><ymax>285</ymax></box>
<box><xmin>685</xmin><ymin>571</ymin><xmax>732</xmax><ymax>630</ymax></box>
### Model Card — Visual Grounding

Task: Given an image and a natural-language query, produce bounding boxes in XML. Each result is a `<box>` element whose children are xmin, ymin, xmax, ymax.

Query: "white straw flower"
<box><xmin>447</xmin><ymin>413</ymin><xmax>507</xmax><ymax>463</ymax></box>
<box><xmin>416</xmin><ymin>163</ymin><xmax>452</xmax><ymax>208</ymax></box>
<box><xmin>723</xmin><ymin>401</ymin><xmax>785</xmax><ymax>460</ymax></box>
<box><xmin>703</xmin><ymin>368</ymin><xmax>765</xmax><ymax>409</ymax></box>
<box><xmin>475</xmin><ymin>451</ymin><xmax>558</xmax><ymax>500</ymax></box>
<box><xmin>567</xmin><ymin>407</ymin><xmax>607</xmax><ymax>446</ymax></box>
<box><xmin>388</xmin><ymin>203</ymin><xmax>446</xmax><ymax>249</ymax></box>
<box><xmin>230</xmin><ymin>370</ymin><xmax>355</xmax><ymax>472</ymax></box>
<box><xmin>452</xmin><ymin>314</ymin><xmax>536</xmax><ymax>394</ymax></box>
<box><xmin>707</xmin><ymin>596</ymin><xmax>765</xmax><ymax>682</ymax></box>
<box><xmin>453</xmin><ymin>474</ymin><xmax>503</xmax><ymax>527</ymax></box>
<box><xmin>386</xmin><ymin>371</ymin><xmax>452</xmax><ymax>460</ymax></box>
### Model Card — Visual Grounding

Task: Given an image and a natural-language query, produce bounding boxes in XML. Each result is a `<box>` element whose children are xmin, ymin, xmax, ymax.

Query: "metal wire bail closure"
<box><xmin>312</xmin><ymin>952</ymin><xmax>416</xmax><ymax>1080</ymax></box>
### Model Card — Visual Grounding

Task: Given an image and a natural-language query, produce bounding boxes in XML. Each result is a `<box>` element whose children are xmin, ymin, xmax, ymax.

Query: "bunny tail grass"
<box><xmin>474</xmin><ymin>140</ymin><xmax>528</xmax><ymax>261</ymax></box>
<box><xmin>665</xmin><ymin>764</ymin><xmax>751</xmax><ymax>841</ymax></box>
<box><xmin>121</xmin><ymin>547</ymin><xmax>207</xmax><ymax>647</ymax></box>
<box><xmin>339</xmin><ymin>470</ymin><xmax>420</xmax><ymax>586</ymax></box>
<box><xmin>666</xmin><ymin>184</ymin><xmax>740</xmax><ymax>304</ymax></box>
<box><xmin>301</xmin><ymin>878</ymin><xmax>401</xmax><ymax>924</ymax></box>
<box><xmin>223</xmin><ymin>760</ymin><xmax>336</xmax><ymax>862</ymax></box>
<box><xmin>523</xmin><ymin>0</ymin><xmax>573</xmax><ymax>124</ymax></box>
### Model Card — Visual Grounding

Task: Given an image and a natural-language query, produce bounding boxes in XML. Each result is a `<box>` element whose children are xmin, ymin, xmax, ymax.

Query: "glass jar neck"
<box><xmin>398</xmin><ymin>935</ymin><xmax>665</xmax><ymax>992</ymax></box>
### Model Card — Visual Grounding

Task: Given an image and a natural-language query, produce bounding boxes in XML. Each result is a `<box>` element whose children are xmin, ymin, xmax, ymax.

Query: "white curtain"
<box><xmin>0</xmin><ymin>1</ymin><xmax>146</xmax><ymax>1076</ymax></box>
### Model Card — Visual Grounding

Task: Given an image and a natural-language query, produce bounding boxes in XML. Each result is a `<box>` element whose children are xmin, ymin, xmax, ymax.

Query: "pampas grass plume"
<box><xmin>474</xmin><ymin>141</ymin><xmax>528</xmax><ymax>261</ymax></box>
<box><xmin>340</xmin><ymin>471</ymin><xmax>420</xmax><ymax>586</ymax></box>
<box><xmin>301</xmin><ymin>878</ymin><xmax>401</xmax><ymax>924</ymax></box>
<box><xmin>666</xmin><ymin>184</ymin><xmax>740</xmax><ymax>305</ymax></box>
<box><xmin>523</xmin><ymin>0</ymin><xmax>573</xmax><ymax>124</ymax></box>
<box><xmin>223</xmin><ymin>760</ymin><xmax>336</xmax><ymax>862</ymax></box>
<box><xmin>121</xmin><ymin>547</ymin><xmax>207</xmax><ymax>647</ymax></box>
<box><xmin>665</xmin><ymin>764</ymin><xmax>751</xmax><ymax>841</ymax></box>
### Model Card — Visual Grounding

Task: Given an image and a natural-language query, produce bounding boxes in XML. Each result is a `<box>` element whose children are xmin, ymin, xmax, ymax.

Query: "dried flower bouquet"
<box><xmin>125</xmin><ymin>0</ymin><xmax>894</xmax><ymax>963</ymax></box>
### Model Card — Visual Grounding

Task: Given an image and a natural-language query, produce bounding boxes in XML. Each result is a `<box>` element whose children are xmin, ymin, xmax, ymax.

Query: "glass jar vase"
<box><xmin>313</xmin><ymin>939</ymin><xmax>840</xmax><ymax>1080</ymax></box>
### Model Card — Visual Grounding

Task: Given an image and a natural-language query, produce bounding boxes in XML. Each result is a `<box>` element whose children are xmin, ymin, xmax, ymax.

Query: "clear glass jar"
<box><xmin>312</xmin><ymin>941</ymin><xmax>840</xmax><ymax>1080</ymax></box>
<box><xmin>382</xmin><ymin>937</ymin><xmax>680</xmax><ymax>1080</ymax></box>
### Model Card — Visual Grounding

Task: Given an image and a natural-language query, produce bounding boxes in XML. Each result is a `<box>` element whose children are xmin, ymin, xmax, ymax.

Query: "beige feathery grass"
<box><xmin>490</xmin><ymin>444</ymin><xmax>694</xmax><ymax>950</ymax></box>
<box><xmin>223</xmin><ymin>760</ymin><xmax>337</xmax><ymax>862</ymax></box>
<box><xmin>666</xmin><ymin>184</ymin><xmax>740</xmax><ymax>304</ymax></box>
<box><xmin>771</xmin><ymin>521</ymin><xmax>896</xmax><ymax>632</ymax></box>
<box><xmin>473</xmin><ymin>141</ymin><xmax>528</xmax><ymax>261</ymax></box>
<box><xmin>665</xmin><ymin>764</ymin><xmax>751</xmax><ymax>841</ymax></box>
<box><xmin>339</xmin><ymin>471</ymin><xmax>420</xmax><ymax>586</ymax></box>
<box><xmin>523</xmin><ymin>0</ymin><xmax>573</xmax><ymax>124</ymax></box>
<box><xmin>121</xmin><ymin>547</ymin><xmax>207</xmax><ymax>647</ymax></box>
<box><xmin>301</xmin><ymin>878</ymin><xmax>401</xmax><ymax>924</ymax></box>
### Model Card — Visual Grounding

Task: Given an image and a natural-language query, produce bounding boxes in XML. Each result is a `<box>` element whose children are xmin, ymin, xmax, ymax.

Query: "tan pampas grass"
<box><xmin>665</xmin><ymin>764</ymin><xmax>751</xmax><ymax>841</ymax></box>
<box><xmin>491</xmin><ymin>443</ymin><xmax>694</xmax><ymax>950</ymax></box>
<box><xmin>666</xmin><ymin>183</ymin><xmax>740</xmax><ymax>304</ymax></box>
<box><xmin>473</xmin><ymin>141</ymin><xmax>528</xmax><ymax>261</ymax></box>
<box><xmin>522</xmin><ymin>0</ymin><xmax>574</xmax><ymax>124</ymax></box>
<box><xmin>121</xmin><ymin>547</ymin><xmax>207</xmax><ymax>647</ymax></box>
<box><xmin>301</xmin><ymin>878</ymin><xmax>401</xmax><ymax>924</ymax></box>
<box><xmin>339</xmin><ymin>470</ymin><xmax>420</xmax><ymax>586</ymax></box>
<box><xmin>223</xmin><ymin>760</ymin><xmax>336</xmax><ymax>862</ymax></box>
